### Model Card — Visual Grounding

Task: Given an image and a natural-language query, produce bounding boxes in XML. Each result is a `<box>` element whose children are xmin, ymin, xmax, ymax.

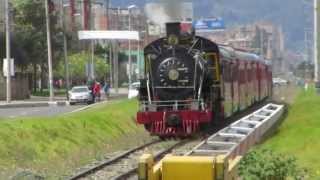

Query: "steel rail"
<box><xmin>113</xmin><ymin>139</ymin><xmax>190</xmax><ymax>180</ymax></box>
<box><xmin>68</xmin><ymin>140</ymin><xmax>162</xmax><ymax>180</ymax></box>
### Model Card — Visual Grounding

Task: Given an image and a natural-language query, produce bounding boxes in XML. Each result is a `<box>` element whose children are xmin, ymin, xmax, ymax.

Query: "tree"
<box><xmin>54</xmin><ymin>52</ymin><xmax>109</xmax><ymax>85</ymax></box>
<box><xmin>0</xmin><ymin>33</ymin><xmax>27</xmax><ymax>71</ymax></box>
<box><xmin>12</xmin><ymin>0</ymin><xmax>62</xmax><ymax>91</ymax></box>
<box><xmin>294</xmin><ymin>62</ymin><xmax>314</xmax><ymax>79</ymax></box>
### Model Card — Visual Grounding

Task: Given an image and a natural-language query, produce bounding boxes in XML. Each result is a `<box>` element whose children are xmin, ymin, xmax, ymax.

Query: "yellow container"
<box><xmin>162</xmin><ymin>156</ymin><xmax>215</xmax><ymax>180</ymax></box>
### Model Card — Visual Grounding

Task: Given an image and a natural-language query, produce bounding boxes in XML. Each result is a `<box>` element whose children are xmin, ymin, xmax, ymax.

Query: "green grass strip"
<box><xmin>262</xmin><ymin>87</ymin><xmax>320</xmax><ymax>178</ymax></box>
<box><xmin>0</xmin><ymin>100</ymin><xmax>148</xmax><ymax>178</ymax></box>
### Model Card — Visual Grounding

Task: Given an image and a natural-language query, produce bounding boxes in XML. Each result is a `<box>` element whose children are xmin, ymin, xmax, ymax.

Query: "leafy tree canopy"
<box><xmin>54</xmin><ymin>52</ymin><xmax>109</xmax><ymax>82</ymax></box>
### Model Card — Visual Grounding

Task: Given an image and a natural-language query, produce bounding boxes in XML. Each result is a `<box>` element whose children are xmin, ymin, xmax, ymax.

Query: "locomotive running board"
<box><xmin>138</xmin><ymin>103</ymin><xmax>284</xmax><ymax>180</ymax></box>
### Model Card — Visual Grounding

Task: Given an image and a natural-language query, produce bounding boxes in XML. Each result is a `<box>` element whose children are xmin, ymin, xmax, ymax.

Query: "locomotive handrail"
<box><xmin>139</xmin><ymin>99</ymin><xmax>205</xmax><ymax>111</ymax></box>
<box><xmin>140</xmin><ymin>99</ymin><xmax>204</xmax><ymax>103</ymax></box>
<box><xmin>154</xmin><ymin>86</ymin><xmax>195</xmax><ymax>89</ymax></box>
<box><xmin>146</xmin><ymin>77</ymin><xmax>152</xmax><ymax>104</ymax></box>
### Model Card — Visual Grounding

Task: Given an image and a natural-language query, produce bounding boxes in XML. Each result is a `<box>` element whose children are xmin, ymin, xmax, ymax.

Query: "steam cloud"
<box><xmin>145</xmin><ymin>0</ymin><xmax>189</xmax><ymax>27</ymax></box>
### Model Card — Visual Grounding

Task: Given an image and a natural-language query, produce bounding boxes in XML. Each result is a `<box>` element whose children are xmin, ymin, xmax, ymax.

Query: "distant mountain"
<box><xmin>111</xmin><ymin>0</ymin><xmax>311</xmax><ymax>50</ymax></box>
<box><xmin>209</xmin><ymin>0</ymin><xmax>311</xmax><ymax>50</ymax></box>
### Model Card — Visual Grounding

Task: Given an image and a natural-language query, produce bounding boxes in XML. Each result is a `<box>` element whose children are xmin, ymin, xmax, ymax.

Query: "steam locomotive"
<box><xmin>137</xmin><ymin>23</ymin><xmax>272</xmax><ymax>137</ymax></box>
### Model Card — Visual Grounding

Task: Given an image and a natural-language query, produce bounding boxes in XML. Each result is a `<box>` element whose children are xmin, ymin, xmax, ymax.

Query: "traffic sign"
<box><xmin>2</xmin><ymin>58</ymin><xmax>14</xmax><ymax>77</ymax></box>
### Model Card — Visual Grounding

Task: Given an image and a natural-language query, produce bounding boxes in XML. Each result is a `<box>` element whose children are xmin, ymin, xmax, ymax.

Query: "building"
<box><xmin>208</xmin><ymin>22</ymin><xmax>284</xmax><ymax>58</ymax></box>
<box><xmin>107</xmin><ymin>7</ymin><xmax>147</xmax><ymax>82</ymax></box>
<box><xmin>203</xmin><ymin>21</ymin><xmax>285</xmax><ymax>74</ymax></box>
<box><xmin>54</xmin><ymin>0</ymin><xmax>148</xmax><ymax>49</ymax></box>
<box><xmin>0</xmin><ymin>0</ymin><xmax>5</xmax><ymax>32</ymax></box>
<box><xmin>52</xmin><ymin>0</ymin><xmax>148</xmax><ymax>85</ymax></box>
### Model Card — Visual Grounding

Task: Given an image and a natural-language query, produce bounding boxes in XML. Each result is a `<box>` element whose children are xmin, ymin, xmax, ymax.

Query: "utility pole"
<box><xmin>89</xmin><ymin>0</ymin><xmax>95</xmax><ymax>80</ymax></box>
<box><xmin>113</xmin><ymin>41</ymin><xmax>119</xmax><ymax>93</ymax></box>
<box><xmin>106</xmin><ymin>0</ymin><xmax>113</xmax><ymax>85</ymax></box>
<box><xmin>127</xmin><ymin>5</ymin><xmax>137</xmax><ymax>87</ymax></box>
<box><xmin>45</xmin><ymin>0</ymin><xmax>54</xmax><ymax>101</ymax></box>
<box><xmin>260</xmin><ymin>28</ymin><xmax>264</xmax><ymax>58</ymax></box>
<box><xmin>138</xmin><ymin>38</ymin><xmax>141</xmax><ymax>79</ymax></box>
<box><xmin>314</xmin><ymin>0</ymin><xmax>319</xmax><ymax>82</ymax></box>
<box><xmin>91</xmin><ymin>40</ymin><xmax>95</xmax><ymax>80</ymax></box>
<box><xmin>5</xmin><ymin>0</ymin><xmax>11</xmax><ymax>103</ymax></box>
<box><xmin>109</xmin><ymin>42</ymin><xmax>113</xmax><ymax>86</ymax></box>
<box><xmin>113</xmin><ymin>7</ymin><xmax>120</xmax><ymax>93</ymax></box>
<box><xmin>128</xmin><ymin>8</ymin><xmax>132</xmax><ymax>88</ymax></box>
<box><xmin>60</xmin><ymin>0</ymin><xmax>70</xmax><ymax>99</ymax></box>
<box><xmin>305</xmin><ymin>29</ymin><xmax>309</xmax><ymax>62</ymax></box>
<box><xmin>106</xmin><ymin>0</ymin><xmax>109</xmax><ymax>29</ymax></box>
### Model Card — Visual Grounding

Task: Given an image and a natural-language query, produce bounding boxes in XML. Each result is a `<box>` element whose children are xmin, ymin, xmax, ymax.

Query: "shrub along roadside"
<box><xmin>239</xmin><ymin>148</ymin><xmax>308</xmax><ymax>180</ymax></box>
<box><xmin>0</xmin><ymin>100</ymin><xmax>151</xmax><ymax>178</ymax></box>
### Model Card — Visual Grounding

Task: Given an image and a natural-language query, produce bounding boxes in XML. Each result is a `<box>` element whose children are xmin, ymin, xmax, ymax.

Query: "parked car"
<box><xmin>273</xmin><ymin>77</ymin><xmax>288</xmax><ymax>86</ymax></box>
<box><xmin>69</xmin><ymin>86</ymin><xmax>94</xmax><ymax>105</ymax></box>
<box><xmin>128</xmin><ymin>82</ymin><xmax>140</xmax><ymax>99</ymax></box>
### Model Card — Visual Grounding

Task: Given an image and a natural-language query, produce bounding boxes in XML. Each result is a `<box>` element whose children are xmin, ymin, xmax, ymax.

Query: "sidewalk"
<box><xmin>0</xmin><ymin>92</ymin><xmax>127</xmax><ymax>109</ymax></box>
<box><xmin>0</xmin><ymin>100</ymin><xmax>67</xmax><ymax>109</ymax></box>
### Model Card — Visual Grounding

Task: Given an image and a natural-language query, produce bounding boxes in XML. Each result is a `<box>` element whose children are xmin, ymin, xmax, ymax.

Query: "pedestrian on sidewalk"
<box><xmin>93</xmin><ymin>81</ymin><xmax>101</xmax><ymax>102</ymax></box>
<box><xmin>103</xmin><ymin>81</ymin><xmax>110</xmax><ymax>100</ymax></box>
<box><xmin>88</xmin><ymin>80</ymin><xmax>95</xmax><ymax>103</ymax></box>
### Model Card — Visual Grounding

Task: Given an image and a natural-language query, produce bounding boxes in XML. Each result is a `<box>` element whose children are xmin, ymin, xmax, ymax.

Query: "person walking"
<box><xmin>103</xmin><ymin>82</ymin><xmax>110</xmax><ymax>100</ymax></box>
<box><xmin>93</xmin><ymin>81</ymin><xmax>101</xmax><ymax>102</ymax></box>
<box><xmin>88</xmin><ymin>80</ymin><xmax>96</xmax><ymax>103</ymax></box>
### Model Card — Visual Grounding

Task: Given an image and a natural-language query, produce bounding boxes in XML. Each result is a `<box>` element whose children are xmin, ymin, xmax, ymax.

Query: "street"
<box><xmin>0</xmin><ymin>105</ymin><xmax>85</xmax><ymax>118</ymax></box>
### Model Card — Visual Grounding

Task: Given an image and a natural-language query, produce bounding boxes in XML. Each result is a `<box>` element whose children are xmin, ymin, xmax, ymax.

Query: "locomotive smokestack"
<box><xmin>166</xmin><ymin>22</ymin><xmax>181</xmax><ymax>37</ymax></box>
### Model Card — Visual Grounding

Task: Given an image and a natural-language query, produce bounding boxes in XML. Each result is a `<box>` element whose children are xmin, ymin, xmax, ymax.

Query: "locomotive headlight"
<box><xmin>168</xmin><ymin>69</ymin><xmax>179</xmax><ymax>81</ymax></box>
<box><xmin>168</xmin><ymin>35</ymin><xmax>179</xmax><ymax>45</ymax></box>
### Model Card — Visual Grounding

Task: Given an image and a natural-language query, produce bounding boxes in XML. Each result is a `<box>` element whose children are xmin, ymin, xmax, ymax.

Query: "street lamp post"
<box><xmin>128</xmin><ymin>7</ymin><xmax>132</xmax><ymax>88</ymax></box>
<box><xmin>61</xmin><ymin>1</ymin><xmax>71</xmax><ymax>100</ymax></box>
<box><xmin>138</xmin><ymin>37</ymin><xmax>141</xmax><ymax>79</ymax></box>
<box><xmin>128</xmin><ymin>5</ymin><xmax>137</xmax><ymax>88</ymax></box>
<box><xmin>45</xmin><ymin>0</ymin><xmax>54</xmax><ymax>101</ymax></box>
<box><xmin>314</xmin><ymin>0</ymin><xmax>318</xmax><ymax>82</ymax></box>
<box><xmin>89</xmin><ymin>0</ymin><xmax>95</xmax><ymax>80</ymax></box>
<box><xmin>91</xmin><ymin>40</ymin><xmax>95</xmax><ymax>80</ymax></box>
<box><xmin>5</xmin><ymin>0</ymin><xmax>11</xmax><ymax>103</ymax></box>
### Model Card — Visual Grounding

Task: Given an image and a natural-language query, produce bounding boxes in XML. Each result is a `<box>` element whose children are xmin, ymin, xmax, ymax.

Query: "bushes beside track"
<box><xmin>239</xmin><ymin>148</ymin><xmax>307</xmax><ymax>179</ymax></box>
<box><xmin>0</xmin><ymin>100</ymin><xmax>150</xmax><ymax>178</ymax></box>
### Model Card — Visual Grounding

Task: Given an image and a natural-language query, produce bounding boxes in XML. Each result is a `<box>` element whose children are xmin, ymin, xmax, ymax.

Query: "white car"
<box><xmin>273</xmin><ymin>78</ymin><xmax>288</xmax><ymax>86</ymax></box>
<box><xmin>128</xmin><ymin>82</ymin><xmax>140</xmax><ymax>99</ymax></box>
<box><xmin>69</xmin><ymin>86</ymin><xmax>94</xmax><ymax>105</ymax></box>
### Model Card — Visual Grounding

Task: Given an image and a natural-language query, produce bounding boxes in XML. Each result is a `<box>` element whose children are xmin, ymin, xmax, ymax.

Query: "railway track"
<box><xmin>68</xmin><ymin>102</ymin><xmax>271</xmax><ymax>180</ymax></box>
<box><xmin>112</xmin><ymin>139</ymin><xmax>198</xmax><ymax>180</ymax></box>
<box><xmin>68</xmin><ymin>139</ymin><xmax>195</xmax><ymax>180</ymax></box>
